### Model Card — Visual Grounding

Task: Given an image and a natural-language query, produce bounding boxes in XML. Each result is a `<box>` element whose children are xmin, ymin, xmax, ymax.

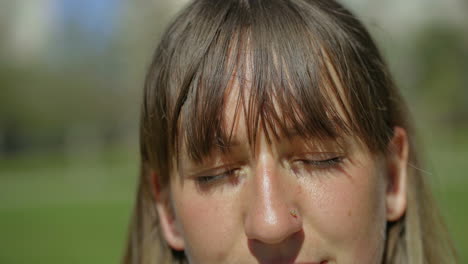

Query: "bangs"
<box><xmin>147</xmin><ymin>0</ymin><xmax>395</xmax><ymax>166</ymax></box>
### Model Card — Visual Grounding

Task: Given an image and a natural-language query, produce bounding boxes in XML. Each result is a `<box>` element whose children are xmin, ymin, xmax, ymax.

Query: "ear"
<box><xmin>385</xmin><ymin>127</ymin><xmax>408</xmax><ymax>222</ymax></box>
<box><xmin>151</xmin><ymin>171</ymin><xmax>185</xmax><ymax>251</ymax></box>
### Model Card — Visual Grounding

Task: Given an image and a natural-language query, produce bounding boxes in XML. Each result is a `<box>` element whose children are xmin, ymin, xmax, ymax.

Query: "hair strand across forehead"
<box><xmin>129</xmin><ymin>1</ymin><xmax>458</xmax><ymax>263</ymax></box>
<box><xmin>169</xmin><ymin>0</ymin><xmax>394</xmax><ymax>164</ymax></box>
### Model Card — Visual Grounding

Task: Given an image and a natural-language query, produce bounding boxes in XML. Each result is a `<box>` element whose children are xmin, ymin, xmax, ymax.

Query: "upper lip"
<box><xmin>295</xmin><ymin>261</ymin><xmax>327</xmax><ymax>264</ymax></box>
<box><xmin>258</xmin><ymin>258</ymin><xmax>323</xmax><ymax>264</ymax></box>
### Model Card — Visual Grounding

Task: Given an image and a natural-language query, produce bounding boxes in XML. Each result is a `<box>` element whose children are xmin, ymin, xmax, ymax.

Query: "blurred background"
<box><xmin>0</xmin><ymin>0</ymin><xmax>467</xmax><ymax>263</ymax></box>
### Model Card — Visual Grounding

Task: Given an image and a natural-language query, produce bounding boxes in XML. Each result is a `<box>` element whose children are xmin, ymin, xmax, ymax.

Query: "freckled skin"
<box><xmin>162</xmin><ymin>95</ymin><xmax>392</xmax><ymax>264</ymax></box>
<box><xmin>166</xmin><ymin>130</ymin><xmax>388</xmax><ymax>264</ymax></box>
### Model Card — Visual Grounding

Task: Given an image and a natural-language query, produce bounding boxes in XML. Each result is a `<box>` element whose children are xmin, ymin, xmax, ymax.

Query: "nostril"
<box><xmin>248</xmin><ymin>229</ymin><xmax>305</xmax><ymax>264</ymax></box>
<box><xmin>245</xmin><ymin>205</ymin><xmax>303</xmax><ymax>244</ymax></box>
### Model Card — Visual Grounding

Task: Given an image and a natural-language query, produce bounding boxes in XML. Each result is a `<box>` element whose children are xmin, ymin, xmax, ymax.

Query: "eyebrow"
<box><xmin>220</xmin><ymin>126</ymin><xmax>341</xmax><ymax>150</ymax></box>
<box><xmin>178</xmin><ymin>141</ymin><xmax>246</xmax><ymax>173</ymax></box>
<box><xmin>178</xmin><ymin>126</ymin><xmax>350</xmax><ymax>171</ymax></box>
<box><xmin>214</xmin><ymin>134</ymin><xmax>242</xmax><ymax>149</ymax></box>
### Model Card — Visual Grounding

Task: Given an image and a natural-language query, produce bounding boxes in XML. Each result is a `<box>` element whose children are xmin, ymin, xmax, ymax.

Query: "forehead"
<box><xmin>177</xmin><ymin>58</ymin><xmax>356</xmax><ymax>165</ymax></box>
<box><xmin>167</xmin><ymin>9</ymin><xmax>386</xmax><ymax>164</ymax></box>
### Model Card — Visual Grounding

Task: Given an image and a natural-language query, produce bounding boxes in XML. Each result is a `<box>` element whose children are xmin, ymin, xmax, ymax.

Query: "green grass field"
<box><xmin>0</xmin><ymin>148</ymin><xmax>137</xmax><ymax>264</ymax></box>
<box><xmin>1</xmin><ymin>140</ymin><xmax>467</xmax><ymax>263</ymax></box>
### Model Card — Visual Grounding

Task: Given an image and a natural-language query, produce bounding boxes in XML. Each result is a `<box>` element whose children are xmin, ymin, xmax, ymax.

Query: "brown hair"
<box><xmin>123</xmin><ymin>0</ymin><xmax>457</xmax><ymax>263</ymax></box>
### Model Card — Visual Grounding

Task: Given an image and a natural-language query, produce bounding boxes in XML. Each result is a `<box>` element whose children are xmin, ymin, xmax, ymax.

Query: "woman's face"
<box><xmin>156</xmin><ymin>91</ymin><xmax>408</xmax><ymax>264</ymax></box>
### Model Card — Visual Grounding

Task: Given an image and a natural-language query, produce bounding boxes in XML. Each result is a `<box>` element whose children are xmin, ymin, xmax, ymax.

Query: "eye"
<box><xmin>297</xmin><ymin>156</ymin><xmax>344</xmax><ymax>168</ymax></box>
<box><xmin>290</xmin><ymin>153</ymin><xmax>345</xmax><ymax>176</ymax></box>
<box><xmin>195</xmin><ymin>168</ymin><xmax>240</xmax><ymax>185</ymax></box>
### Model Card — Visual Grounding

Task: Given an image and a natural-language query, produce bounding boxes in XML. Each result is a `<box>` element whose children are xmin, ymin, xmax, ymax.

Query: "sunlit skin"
<box><xmin>155</xmin><ymin>89</ymin><xmax>408</xmax><ymax>264</ymax></box>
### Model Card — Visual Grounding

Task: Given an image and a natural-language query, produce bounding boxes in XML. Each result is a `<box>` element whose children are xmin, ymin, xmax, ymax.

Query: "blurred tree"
<box><xmin>411</xmin><ymin>23</ymin><xmax>468</xmax><ymax>128</ymax></box>
<box><xmin>0</xmin><ymin>0</ymin><xmax>180</xmax><ymax>157</ymax></box>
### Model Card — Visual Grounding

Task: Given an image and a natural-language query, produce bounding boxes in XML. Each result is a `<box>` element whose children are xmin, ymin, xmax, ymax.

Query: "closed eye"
<box><xmin>298</xmin><ymin>156</ymin><xmax>344</xmax><ymax>168</ymax></box>
<box><xmin>195</xmin><ymin>168</ymin><xmax>239</xmax><ymax>185</ymax></box>
<box><xmin>291</xmin><ymin>154</ymin><xmax>345</xmax><ymax>177</ymax></box>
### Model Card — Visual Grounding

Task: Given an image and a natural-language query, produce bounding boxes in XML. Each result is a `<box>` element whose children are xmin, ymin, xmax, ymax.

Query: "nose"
<box><xmin>244</xmin><ymin>154</ymin><xmax>303</xmax><ymax>244</ymax></box>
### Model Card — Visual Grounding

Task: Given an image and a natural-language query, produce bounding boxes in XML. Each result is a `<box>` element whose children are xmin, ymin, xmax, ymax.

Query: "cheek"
<box><xmin>172</xmin><ymin>187</ymin><xmax>241</xmax><ymax>261</ymax></box>
<box><xmin>301</xmin><ymin>160</ymin><xmax>387</xmax><ymax>256</ymax></box>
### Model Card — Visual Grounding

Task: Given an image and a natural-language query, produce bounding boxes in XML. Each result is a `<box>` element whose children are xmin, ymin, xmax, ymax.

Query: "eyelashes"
<box><xmin>290</xmin><ymin>154</ymin><xmax>345</xmax><ymax>177</ymax></box>
<box><xmin>194</xmin><ymin>154</ymin><xmax>345</xmax><ymax>187</ymax></box>
<box><xmin>196</xmin><ymin>168</ymin><xmax>240</xmax><ymax>185</ymax></box>
<box><xmin>293</xmin><ymin>156</ymin><xmax>344</xmax><ymax>168</ymax></box>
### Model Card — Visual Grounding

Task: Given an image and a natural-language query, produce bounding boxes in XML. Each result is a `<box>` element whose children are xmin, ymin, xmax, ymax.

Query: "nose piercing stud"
<box><xmin>290</xmin><ymin>209</ymin><xmax>298</xmax><ymax>218</ymax></box>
